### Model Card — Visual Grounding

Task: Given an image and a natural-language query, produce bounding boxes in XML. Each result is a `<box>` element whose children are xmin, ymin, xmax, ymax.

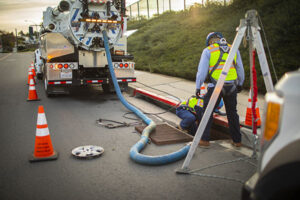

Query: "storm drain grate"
<box><xmin>135</xmin><ymin>123</ymin><xmax>193</xmax><ymax>145</ymax></box>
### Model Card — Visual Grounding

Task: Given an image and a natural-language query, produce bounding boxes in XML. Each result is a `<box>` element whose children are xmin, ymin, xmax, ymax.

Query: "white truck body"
<box><xmin>36</xmin><ymin>0</ymin><xmax>135</xmax><ymax>95</ymax></box>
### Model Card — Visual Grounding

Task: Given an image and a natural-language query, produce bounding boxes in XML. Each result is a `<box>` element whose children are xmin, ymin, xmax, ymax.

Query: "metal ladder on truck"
<box><xmin>177</xmin><ymin>9</ymin><xmax>275</xmax><ymax>173</ymax></box>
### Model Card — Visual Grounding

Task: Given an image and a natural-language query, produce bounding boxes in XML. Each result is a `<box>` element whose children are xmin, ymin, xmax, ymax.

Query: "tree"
<box><xmin>0</xmin><ymin>30</ymin><xmax>15</xmax><ymax>52</ymax></box>
<box><xmin>18</xmin><ymin>31</ymin><xmax>26</xmax><ymax>37</ymax></box>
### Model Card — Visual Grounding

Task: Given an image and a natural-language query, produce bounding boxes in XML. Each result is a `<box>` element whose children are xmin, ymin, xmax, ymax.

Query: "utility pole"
<box><xmin>0</xmin><ymin>34</ymin><xmax>3</xmax><ymax>53</ymax></box>
<box><xmin>15</xmin><ymin>29</ymin><xmax>18</xmax><ymax>53</ymax></box>
<box><xmin>157</xmin><ymin>0</ymin><xmax>159</xmax><ymax>15</ymax></box>
<box><xmin>146</xmin><ymin>0</ymin><xmax>150</xmax><ymax>19</ymax></box>
<box><xmin>137</xmin><ymin>1</ymin><xmax>140</xmax><ymax>19</ymax></box>
<box><xmin>184</xmin><ymin>0</ymin><xmax>186</xmax><ymax>10</ymax></box>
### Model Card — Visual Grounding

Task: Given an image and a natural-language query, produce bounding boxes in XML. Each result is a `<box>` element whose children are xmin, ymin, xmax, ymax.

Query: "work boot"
<box><xmin>215</xmin><ymin>110</ymin><xmax>226</xmax><ymax>116</ymax></box>
<box><xmin>199</xmin><ymin>140</ymin><xmax>210</xmax><ymax>147</ymax></box>
<box><xmin>231</xmin><ymin>141</ymin><xmax>242</xmax><ymax>147</ymax></box>
<box><xmin>177</xmin><ymin>125</ymin><xmax>189</xmax><ymax>134</ymax></box>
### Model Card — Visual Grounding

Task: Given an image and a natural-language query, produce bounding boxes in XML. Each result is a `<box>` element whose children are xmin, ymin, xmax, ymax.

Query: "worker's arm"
<box><xmin>195</xmin><ymin>48</ymin><xmax>210</xmax><ymax>89</ymax></box>
<box><xmin>236</xmin><ymin>50</ymin><xmax>245</xmax><ymax>86</ymax></box>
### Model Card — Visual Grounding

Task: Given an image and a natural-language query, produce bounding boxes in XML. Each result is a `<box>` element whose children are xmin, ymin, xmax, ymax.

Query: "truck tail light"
<box><xmin>64</xmin><ymin>64</ymin><xmax>69</xmax><ymax>69</ymax></box>
<box><xmin>124</xmin><ymin>63</ymin><xmax>129</xmax><ymax>68</ymax></box>
<box><xmin>58</xmin><ymin>64</ymin><xmax>63</xmax><ymax>69</ymax></box>
<box><xmin>50</xmin><ymin>64</ymin><xmax>54</xmax><ymax>69</ymax></box>
<box><xmin>119</xmin><ymin>63</ymin><xmax>123</xmax><ymax>68</ymax></box>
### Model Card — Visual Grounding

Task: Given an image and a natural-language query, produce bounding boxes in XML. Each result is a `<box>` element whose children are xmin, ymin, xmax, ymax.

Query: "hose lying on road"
<box><xmin>103</xmin><ymin>30</ymin><xmax>191</xmax><ymax>165</ymax></box>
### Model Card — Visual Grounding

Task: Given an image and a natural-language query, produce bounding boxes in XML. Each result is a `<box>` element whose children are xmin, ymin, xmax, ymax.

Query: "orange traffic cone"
<box><xmin>241</xmin><ymin>89</ymin><xmax>261</xmax><ymax>128</ymax></box>
<box><xmin>29</xmin><ymin>106</ymin><xmax>58</xmax><ymax>162</ymax></box>
<box><xmin>31</xmin><ymin>62</ymin><xmax>36</xmax><ymax>77</ymax></box>
<box><xmin>27</xmin><ymin>75</ymin><xmax>40</xmax><ymax>101</ymax></box>
<box><xmin>27</xmin><ymin>67</ymin><xmax>35</xmax><ymax>85</ymax></box>
<box><xmin>199</xmin><ymin>83</ymin><xmax>207</xmax><ymax>108</ymax></box>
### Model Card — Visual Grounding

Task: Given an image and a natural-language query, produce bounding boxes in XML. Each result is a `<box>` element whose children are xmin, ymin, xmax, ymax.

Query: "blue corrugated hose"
<box><xmin>103</xmin><ymin>31</ymin><xmax>191</xmax><ymax>165</ymax></box>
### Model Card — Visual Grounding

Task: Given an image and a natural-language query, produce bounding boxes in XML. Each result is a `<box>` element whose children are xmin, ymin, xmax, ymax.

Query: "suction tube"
<box><xmin>102</xmin><ymin>31</ymin><xmax>191</xmax><ymax>165</ymax></box>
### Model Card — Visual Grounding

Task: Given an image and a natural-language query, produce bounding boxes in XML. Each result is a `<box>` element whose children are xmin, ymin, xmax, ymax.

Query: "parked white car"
<box><xmin>242</xmin><ymin>70</ymin><xmax>300</xmax><ymax>199</ymax></box>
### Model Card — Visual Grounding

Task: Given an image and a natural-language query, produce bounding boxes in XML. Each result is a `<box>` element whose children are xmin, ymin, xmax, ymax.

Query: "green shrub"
<box><xmin>128</xmin><ymin>0</ymin><xmax>300</xmax><ymax>93</ymax></box>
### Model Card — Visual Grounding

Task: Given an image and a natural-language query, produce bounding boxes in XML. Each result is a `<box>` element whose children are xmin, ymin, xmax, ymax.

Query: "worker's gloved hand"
<box><xmin>237</xmin><ymin>85</ymin><xmax>243</xmax><ymax>93</ymax></box>
<box><xmin>195</xmin><ymin>89</ymin><xmax>201</xmax><ymax>98</ymax></box>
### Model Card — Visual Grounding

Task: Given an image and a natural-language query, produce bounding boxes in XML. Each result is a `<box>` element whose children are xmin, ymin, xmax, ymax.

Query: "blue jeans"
<box><xmin>176</xmin><ymin>106</ymin><xmax>203</xmax><ymax>136</ymax></box>
<box><xmin>201</xmin><ymin>85</ymin><xmax>241</xmax><ymax>143</ymax></box>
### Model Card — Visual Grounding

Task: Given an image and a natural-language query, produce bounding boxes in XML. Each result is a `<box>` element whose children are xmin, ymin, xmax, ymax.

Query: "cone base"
<box><xmin>27</xmin><ymin>98</ymin><xmax>40</xmax><ymax>101</ymax></box>
<box><xmin>240</xmin><ymin>121</ymin><xmax>261</xmax><ymax>129</ymax></box>
<box><xmin>29</xmin><ymin>151</ymin><xmax>58</xmax><ymax>162</ymax></box>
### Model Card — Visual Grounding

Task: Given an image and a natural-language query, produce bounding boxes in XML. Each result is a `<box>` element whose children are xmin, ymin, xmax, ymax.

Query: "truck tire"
<box><xmin>37</xmin><ymin>73</ymin><xmax>43</xmax><ymax>80</ymax></box>
<box><xmin>43</xmin><ymin>67</ymin><xmax>53</xmax><ymax>97</ymax></box>
<box><xmin>252</xmin><ymin>162</ymin><xmax>300</xmax><ymax>200</ymax></box>
<box><xmin>44</xmin><ymin>76</ymin><xmax>53</xmax><ymax>97</ymax></box>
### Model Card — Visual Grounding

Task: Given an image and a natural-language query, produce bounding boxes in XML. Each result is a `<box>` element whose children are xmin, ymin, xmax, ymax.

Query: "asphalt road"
<box><xmin>0</xmin><ymin>52</ymin><xmax>256</xmax><ymax>200</ymax></box>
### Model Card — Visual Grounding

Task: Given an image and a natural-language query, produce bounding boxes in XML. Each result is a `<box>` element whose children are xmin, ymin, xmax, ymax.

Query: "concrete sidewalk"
<box><xmin>130</xmin><ymin>70</ymin><xmax>266</xmax><ymax>121</ymax></box>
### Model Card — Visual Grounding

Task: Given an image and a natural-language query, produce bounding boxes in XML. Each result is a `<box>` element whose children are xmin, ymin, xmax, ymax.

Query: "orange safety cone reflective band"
<box><xmin>27</xmin><ymin>67</ymin><xmax>35</xmax><ymax>85</ymax></box>
<box><xmin>27</xmin><ymin>75</ymin><xmax>40</xmax><ymax>101</ymax></box>
<box><xmin>241</xmin><ymin>89</ymin><xmax>261</xmax><ymax>128</ymax></box>
<box><xmin>29</xmin><ymin>106</ymin><xmax>58</xmax><ymax>162</ymax></box>
<box><xmin>31</xmin><ymin>62</ymin><xmax>36</xmax><ymax>77</ymax></box>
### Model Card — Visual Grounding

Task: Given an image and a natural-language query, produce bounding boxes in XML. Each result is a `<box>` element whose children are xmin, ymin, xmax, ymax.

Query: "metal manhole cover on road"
<box><xmin>71</xmin><ymin>145</ymin><xmax>104</xmax><ymax>159</ymax></box>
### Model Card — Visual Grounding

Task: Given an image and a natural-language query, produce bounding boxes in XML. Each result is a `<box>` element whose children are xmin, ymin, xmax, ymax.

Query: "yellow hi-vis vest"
<box><xmin>208</xmin><ymin>43</ymin><xmax>238</xmax><ymax>81</ymax></box>
<box><xmin>180</xmin><ymin>97</ymin><xmax>202</xmax><ymax>112</ymax></box>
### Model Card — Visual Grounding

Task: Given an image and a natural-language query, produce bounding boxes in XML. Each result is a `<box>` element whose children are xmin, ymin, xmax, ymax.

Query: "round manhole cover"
<box><xmin>72</xmin><ymin>145</ymin><xmax>104</xmax><ymax>159</ymax></box>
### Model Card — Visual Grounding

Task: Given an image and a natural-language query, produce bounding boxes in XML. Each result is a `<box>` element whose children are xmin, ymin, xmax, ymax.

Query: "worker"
<box><xmin>176</xmin><ymin>96</ymin><xmax>224</xmax><ymax>136</ymax></box>
<box><xmin>195</xmin><ymin>32</ymin><xmax>244</xmax><ymax>147</ymax></box>
<box><xmin>176</xmin><ymin>96</ymin><xmax>203</xmax><ymax>136</ymax></box>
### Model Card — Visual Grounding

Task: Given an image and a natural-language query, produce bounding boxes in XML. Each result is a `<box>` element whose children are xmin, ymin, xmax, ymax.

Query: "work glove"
<box><xmin>195</xmin><ymin>89</ymin><xmax>201</xmax><ymax>99</ymax></box>
<box><xmin>237</xmin><ymin>85</ymin><xmax>243</xmax><ymax>93</ymax></box>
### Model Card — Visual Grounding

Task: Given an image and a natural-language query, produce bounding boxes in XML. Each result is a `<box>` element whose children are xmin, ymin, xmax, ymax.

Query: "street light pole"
<box><xmin>15</xmin><ymin>28</ymin><xmax>18</xmax><ymax>53</ymax></box>
<box><xmin>0</xmin><ymin>34</ymin><xmax>3</xmax><ymax>53</ymax></box>
<box><xmin>25</xmin><ymin>20</ymin><xmax>41</xmax><ymax>42</ymax></box>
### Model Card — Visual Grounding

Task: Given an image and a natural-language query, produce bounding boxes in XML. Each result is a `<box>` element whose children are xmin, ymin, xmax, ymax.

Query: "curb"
<box><xmin>127</xmin><ymin>85</ymin><xmax>259</xmax><ymax>149</ymax></box>
<box><xmin>131</xmin><ymin>87</ymin><xmax>230</xmax><ymax>129</ymax></box>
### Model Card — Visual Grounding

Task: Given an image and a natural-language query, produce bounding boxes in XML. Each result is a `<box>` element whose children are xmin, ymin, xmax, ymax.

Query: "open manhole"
<box><xmin>72</xmin><ymin>145</ymin><xmax>104</xmax><ymax>159</ymax></box>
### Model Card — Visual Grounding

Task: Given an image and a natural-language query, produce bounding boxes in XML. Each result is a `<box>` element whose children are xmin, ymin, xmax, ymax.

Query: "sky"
<box><xmin>0</xmin><ymin>0</ymin><xmax>137</xmax><ymax>33</ymax></box>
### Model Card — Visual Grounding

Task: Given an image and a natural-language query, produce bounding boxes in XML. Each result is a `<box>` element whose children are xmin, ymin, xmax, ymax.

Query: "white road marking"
<box><xmin>0</xmin><ymin>53</ymin><xmax>12</xmax><ymax>61</ymax></box>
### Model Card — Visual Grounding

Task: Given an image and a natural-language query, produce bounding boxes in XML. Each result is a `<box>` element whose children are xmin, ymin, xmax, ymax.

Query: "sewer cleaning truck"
<box><xmin>36</xmin><ymin>0</ymin><xmax>135</xmax><ymax>96</ymax></box>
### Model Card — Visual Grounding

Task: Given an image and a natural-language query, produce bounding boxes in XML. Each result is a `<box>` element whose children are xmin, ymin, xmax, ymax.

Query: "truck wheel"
<box><xmin>44</xmin><ymin>77</ymin><xmax>53</xmax><ymax>97</ymax></box>
<box><xmin>37</xmin><ymin>73</ymin><xmax>43</xmax><ymax>80</ymax></box>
